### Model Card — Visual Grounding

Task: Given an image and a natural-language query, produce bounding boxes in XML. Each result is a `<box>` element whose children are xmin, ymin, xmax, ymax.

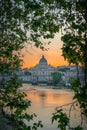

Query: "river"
<box><xmin>21</xmin><ymin>84</ymin><xmax>87</xmax><ymax>130</ymax></box>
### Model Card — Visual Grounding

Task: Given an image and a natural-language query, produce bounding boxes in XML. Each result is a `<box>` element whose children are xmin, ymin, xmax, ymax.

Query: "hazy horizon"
<box><xmin>21</xmin><ymin>33</ymin><xmax>69</xmax><ymax>68</ymax></box>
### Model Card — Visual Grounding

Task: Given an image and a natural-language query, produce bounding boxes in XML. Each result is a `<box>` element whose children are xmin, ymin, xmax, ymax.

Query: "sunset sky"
<box><xmin>21</xmin><ymin>33</ymin><xmax>69</xmax><ymax>68</ymax></box>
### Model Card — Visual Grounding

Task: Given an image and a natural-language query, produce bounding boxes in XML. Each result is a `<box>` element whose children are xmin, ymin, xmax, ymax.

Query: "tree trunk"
<box><xmin>84</xmin><ymin>7</ymin><xmax>87</xmax><ymax>87</ymax></box>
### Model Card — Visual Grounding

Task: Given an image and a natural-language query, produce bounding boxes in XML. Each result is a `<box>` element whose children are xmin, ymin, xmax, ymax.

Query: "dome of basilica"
<box><xmin>39</xmin><ymin>55</ymin><xmax>47</xmax><ymax>64</ymax></box>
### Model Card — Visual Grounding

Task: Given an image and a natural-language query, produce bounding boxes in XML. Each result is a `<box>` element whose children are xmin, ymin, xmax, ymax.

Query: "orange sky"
<box><xmin>21</xmin><ymin>33</ymin><xmax>69</xmax><ymax>68</ymax></box>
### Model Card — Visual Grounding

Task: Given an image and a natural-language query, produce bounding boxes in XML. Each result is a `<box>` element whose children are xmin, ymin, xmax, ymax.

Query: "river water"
<box><xmin>21</xmin><ymin>84</ymin><xmax>87</xmax><ymax>130</ymax></box>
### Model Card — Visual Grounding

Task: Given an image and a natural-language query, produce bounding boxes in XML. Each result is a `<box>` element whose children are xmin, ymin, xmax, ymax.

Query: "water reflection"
<box><xmin>22</xmin><ymin>84</ymin><xmax>87</xmax><ymax>130</ymax></box>
<box><xmin>39</xmin><ymin>91</ymin><xmax>47</xmax><ymax>108</ymax></box>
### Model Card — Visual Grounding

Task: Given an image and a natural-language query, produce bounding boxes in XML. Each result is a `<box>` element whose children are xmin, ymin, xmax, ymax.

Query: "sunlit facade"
<box><xmin>18</xmin><ymin>56</ymin><xmax>84</xmax><ymax>86</ymax></box>
<box><xmin>29</xmin><ymin>55</ymin><xmax>56</xmax><ymax>84</ymax></box>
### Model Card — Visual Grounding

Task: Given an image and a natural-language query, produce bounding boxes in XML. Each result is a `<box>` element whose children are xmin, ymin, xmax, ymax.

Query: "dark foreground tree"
<box><xmin>0</xmin><ymin>0</ymin><xmax>58</xmax><ymax>129</ymax></box>
<box><xmin>0</xmin><ymin>0</ymin><xmax>65</xmax><ymax>129</ymax></box>
<box><xmin>0</xmin><ymin>0</ymin><xmax>87</xmax><ymax>130</ymax></box>
<box><xmin>49</xmin><ymin>0</ymin><xmax>87</xmax><ymax>130</ymax></box>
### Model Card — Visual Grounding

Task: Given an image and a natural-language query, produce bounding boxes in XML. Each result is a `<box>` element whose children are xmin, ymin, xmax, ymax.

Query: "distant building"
<box><xmin>28</xmin><ymin>55</ymin><xmax>56</xmax><ymax>84</ymax></box>
<box><xmin>58</xmin><ymin>66</ymin><xmax>85</xmax><ymax>86</ymax></box>
<box><xmin>0</xmin><ymin>56</ymin><xmax>85</xmax><ymax>87</ymax></box>
<box><xmin>20</xmin><ymin>57</ymin><xmax>85</xmax><ymax>86</ymax></box>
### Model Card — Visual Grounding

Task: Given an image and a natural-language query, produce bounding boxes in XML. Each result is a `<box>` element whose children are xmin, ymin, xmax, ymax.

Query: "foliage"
<box><xmin>50</xmin><ymin>0</ymin><xmax>87</xmax><ymax>130</ymax></box>
<box><xmin>0</xmin><ymin>0</ymin><xmax>51</xmax><ymax>129</ymax></box>
<box><xmin>52</xmin><ymin>109</ymin><xmax>69</xmax><ymax>130</ymax></box>
<box><xmin>51</xmin><ymin>78</ymin><xmax>87</xmax><ymax>130</ymax></box>
<box><xmin>0</xmin><ymin>0</ymin><xmax>87</xmax><ymax>130</ymax></box>
<box><xmin>0</xmin><ymin>74</ymin><xmax>43</xmax><ymax>130</ymax></box>
<box><xmin>60</xmin><ymin>0</ymin><xmax>87</xmax><ymax>86</ymax></box>
<box><xmin>0</xmin><ymin>0</ymin><xmax>60</xmax><ymax>129</ymax></box>
<box><xmin>71</xmin><ymin>79</ymin><xmax>87</xmax><ymax>116</ymax></box>
<box><xmin>51</xmin><ymin>71</ymin><xmax>62</xmax><ymax>86</ymax></box>
<box><xmin>69</xmin><ymin>77</ymin><xmax>76</xmax><ymax>84</ymax></box>
<box><xmin>0</xmin><ymin>0</ymin><xmax>59</xmax><ymax>50</ymax></box>
<box><xmin>52</xmin><ymin>108</ymin><xmax>83</xmax><ymax>130</ymax></box>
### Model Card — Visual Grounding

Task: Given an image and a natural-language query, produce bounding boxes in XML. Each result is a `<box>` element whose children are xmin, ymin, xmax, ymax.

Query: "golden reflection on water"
<box><xmin>22</xmin><ymin>84</ymin><xmax>87</xmax><ymax>130</ymax></box>
<box><xmin>25</xmin><ymin>88</ymin><xmax>74</xmax><ymax>107</ymax></box>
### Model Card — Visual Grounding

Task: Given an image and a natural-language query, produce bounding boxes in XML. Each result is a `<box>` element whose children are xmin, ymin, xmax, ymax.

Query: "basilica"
<box><xmin>0</xmin><ymin>56</ymin><xmax>84</xmax><ymax>86</ymax></box>
<box><xmin>18</xmin><ymin>55</ymin><xmax>84</xmax><ymax>86</ymax></box>
<box><xmin>28</xmin><ymin>55</ymin><xmax>56</xmax><ymax>84</ymax></box>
